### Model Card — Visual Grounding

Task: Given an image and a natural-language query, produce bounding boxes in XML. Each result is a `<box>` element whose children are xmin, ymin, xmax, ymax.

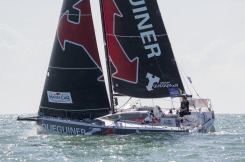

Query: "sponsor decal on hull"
<box><xmin>41</xmin><ymin>124</ymin><xmax>86</xmax><ymax>135</ymax></box>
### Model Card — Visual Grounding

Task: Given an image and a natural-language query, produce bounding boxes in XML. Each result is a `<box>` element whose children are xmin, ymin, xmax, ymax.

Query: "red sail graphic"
<box><xmin>57</xmin><ymin>0</ymin><xmax>103</xmax><ymax>80</ymax></box>
<box><xmin>102</xmin><ymin>0</ymin><xmax>139</xmax><ymax>83</ymax></box>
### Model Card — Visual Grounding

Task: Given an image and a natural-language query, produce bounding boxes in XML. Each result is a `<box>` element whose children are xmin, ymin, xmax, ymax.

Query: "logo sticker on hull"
<box><xmin>47</xmin><ymin>91</ymin><xmax>73</xmax><ymax>104</ymax></box>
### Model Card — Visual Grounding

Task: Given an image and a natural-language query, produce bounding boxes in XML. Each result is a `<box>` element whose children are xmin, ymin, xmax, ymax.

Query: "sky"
<box><xmin>0</xmin><ymin>0</ymin><xmax>245</xmax><ymax>114</ymax></box>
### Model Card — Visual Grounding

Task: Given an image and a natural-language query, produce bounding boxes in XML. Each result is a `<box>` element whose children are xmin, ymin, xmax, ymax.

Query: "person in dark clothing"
<box><xmin>150</xmin><ymin>110</ymin><xmax>154</xmax><ymax>118</ymax></box>
<box><xmin>179</xmin><ymin>96</ymin><xmax>190</xmax><ymax>117</ymax></box>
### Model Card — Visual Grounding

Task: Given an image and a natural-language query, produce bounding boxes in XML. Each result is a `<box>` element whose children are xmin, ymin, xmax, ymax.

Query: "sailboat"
<box><xmin>18</xmin><ymin>0</ymin><xmax>215</xmax><ymax>135</ymax></box>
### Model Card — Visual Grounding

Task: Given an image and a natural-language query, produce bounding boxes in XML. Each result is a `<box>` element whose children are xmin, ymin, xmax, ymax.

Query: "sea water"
<box><xmin>0</xmin><ymin>114</ymin><xmax>244</xmax><ymax>161</ymax></box>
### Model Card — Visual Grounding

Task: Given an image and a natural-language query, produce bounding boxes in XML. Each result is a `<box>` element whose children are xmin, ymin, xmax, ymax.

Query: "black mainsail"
<box><xmin>101</xmin><ymin>0</ymin><xmax>185</xmax><ymax>98</ymax></box>
<box><xmin>39</xmin><ymin>0</ymin><xmax>110</xmax><ymax>119</ymax></box>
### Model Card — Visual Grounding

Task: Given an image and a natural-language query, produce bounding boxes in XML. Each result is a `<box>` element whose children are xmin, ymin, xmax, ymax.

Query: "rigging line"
<box><xmin>176</xmin><ymin>59</ymin><xmax>200</xmax><ymax>97</ymax></box>
<box><xmin>106</xmin><ymin>33</ymin><xmax>167</xmax><ymax>38</ymax></box>
<box><xmin>174</xmin><ymin>60</ymin><xmax>201</xmax><ymax>111</ymax></box>
<box><xmin>171</xmin><ymin>98</ymin><xmax>174</xmax><ymax>109</ymax></box>
<box><xmin>130</xmin><ymin>98</ymin><xmax>142</xmax><ymax>107</ymax></box>
<box><xmin>152</xmin><ymin>99</ymin><xmax>155</xmax><ymax>106</ymax></box>
<box><xmin>189</xmin><ymin>81</ymin><xmax>201</xmax><ymax>97</ymax></box>
<box><xmin>176</xmin><ymin>62</ymin><xmax>200</xmax><ymax>96</ymax></box>
<box><xmin>176</xmin><ymin>61</ymin><xmax>193</xmax><ymax>95</ymax></box>
<box><xmin>117</xmin><ymin>97</ymin><xmax>132</xmax><ymax>109</ymax></box>
<box><xmin>184</xmin><ymin>79</ymin><xmax>210</xmax><ymax>108</ymax></box>
<box><xmin>176</xmin><ymin>62</ymin><xmax>209</xmax><ymax>108</ymax></box>
<box><xmin>161</xmin><ymin>98</ymin><xmax>181</xmax><ymax>104</ymax></box>
<box><xmin>179</xmin><ymin>67</ymin><xmax>192</xmax><ymax>95</ymax></box>
<box><xmin>177</xmin><ymin>64</ymin><xmax>200</xmax><ymax>112</ymax></box>
<box><xmin>154</xmin><ymin>56</ymin><xmax>166</xmax><ymax>82</ymax></box>
<box><xmin>18</xmin><ymin>120</ymin><xmax>28</xmax><ymax>126</ymax></box>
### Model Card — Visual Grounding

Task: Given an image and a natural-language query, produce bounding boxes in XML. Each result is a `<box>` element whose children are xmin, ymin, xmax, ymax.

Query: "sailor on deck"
<box><xmin>179</xmin><ymin>96</ymin><xmax>190</xmax><ymax>117</ymax></box>
<box><xmin>156</xmin><ymin>106</ymin><xmax>164</xmax><ymax>118</ymax></box>
<box><xmin>144</xmin><ymin>110</ymin><xmax>154</xmax><ymax>123</ymax></box>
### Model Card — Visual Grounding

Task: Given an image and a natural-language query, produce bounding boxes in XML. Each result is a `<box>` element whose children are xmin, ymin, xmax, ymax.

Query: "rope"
<box><xmin>176</xmin><ymin>61</ymin><xmax>209</xmax><ymax>108</ymax></box>
<box><xmin>154</xmin><ymin>56</ymin><xmax>167</xmax><ymax>82</ymax></box>
<box><xmin>18</xmin><ymin>120</ymin><xmax>28</xmax><ymax>126</ymax></box>
<box><xmin>177</xmin><ymin>62</ymin><xmax>193</xmax><ymax>95</ymax></box>
<box><xmin>171</xmin><ymin>98</ymin><xmax>175</xmax><ymax>109</ymax></box>
<box><xmin>117</xmin><ymin>97</ymin><xmax>132</xmax><ymax>109</ymax></box>
<box><xmin>174</xmin><ymin>60</ymin><xmax>206</xmax><ymax>120</ymax></box>
<box><xmin>152</xmin><ymin>99</ymin><xmax>155</xmax><ymax>106</ymax></box>
<box><xmin>161</xmin><ymin>98</ymin><xmax>180</xmax><ymax>103</ymax></box>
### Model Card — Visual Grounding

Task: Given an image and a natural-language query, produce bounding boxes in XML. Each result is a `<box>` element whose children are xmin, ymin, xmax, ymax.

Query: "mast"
<box><xmin>99</xmin><ymin>0</ymin><xmax>115</xmax><ymax>113</ymax></box>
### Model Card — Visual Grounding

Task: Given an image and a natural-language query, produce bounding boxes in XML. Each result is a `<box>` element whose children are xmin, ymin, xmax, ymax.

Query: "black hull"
<box><xmin>36</xmin><ymin>118</ymin><xmax>187</xmax><ymax>135</ymax></box>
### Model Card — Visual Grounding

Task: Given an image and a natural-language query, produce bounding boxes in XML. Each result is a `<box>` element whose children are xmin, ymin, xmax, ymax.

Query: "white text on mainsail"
<box><xmin>130</xmin><ymin>0</ymin><xmax>161</xmax><ymax>58</ymax></box>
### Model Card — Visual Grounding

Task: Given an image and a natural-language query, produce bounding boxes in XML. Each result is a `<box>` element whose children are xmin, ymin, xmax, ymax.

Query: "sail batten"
<box><xmin>49</xmin><ymin>66</ymin><xmax>99</xmax><ymax>70</ymax></box>
<box><xmin>59</xmin><ymin>14</ymin><xmax>92</xmax><ymax>16</ymax></box>
<box><xmin>106</xmin><ymin>33</ymin><xmax>168</xmax><ymax>38</ymax></box>
<box><xmin>39</xmin><ymin>106</ymin><xmax>110</xmax><ymax>112</ymax></box>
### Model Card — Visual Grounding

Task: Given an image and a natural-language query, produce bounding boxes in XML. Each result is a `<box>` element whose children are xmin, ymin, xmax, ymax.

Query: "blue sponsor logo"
<box><xmin>48</xmin><ymin>94</ymin><xmax>70</xmax><ymax>101</ymax></box>
<box><xmin>168</xmin><ymin>88</ymin><xmax>182</xmax><ymax>98</ymax></box>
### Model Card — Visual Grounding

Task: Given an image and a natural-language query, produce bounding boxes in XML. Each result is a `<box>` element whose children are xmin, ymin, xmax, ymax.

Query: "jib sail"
<box><xmin>39</xmin><ymin>0</ymin><xmax>110</xmax><ymax>119</ymax></box>
<box><xmin>101</xmin><ymin>0</ymin><xmax>185</xmax><ymax>98</ymax></box>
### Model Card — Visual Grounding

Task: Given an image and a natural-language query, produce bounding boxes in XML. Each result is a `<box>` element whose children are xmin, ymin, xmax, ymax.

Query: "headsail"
<box><xmin>101</xmin><ymin>0</ymin><xmax>185</xmax><ymax>98</ymax></box>
<box><xmin>39</xmin><ymin>0</ymin><xmax>110</xmax><ymax>119</ymax></box>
